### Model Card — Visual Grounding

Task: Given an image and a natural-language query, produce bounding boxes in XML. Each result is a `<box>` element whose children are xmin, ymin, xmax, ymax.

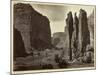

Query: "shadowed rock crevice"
<box><xmin>14</xmin><ymin>28</ymin><xmax>28</xmax><ymax>59</ymax></box>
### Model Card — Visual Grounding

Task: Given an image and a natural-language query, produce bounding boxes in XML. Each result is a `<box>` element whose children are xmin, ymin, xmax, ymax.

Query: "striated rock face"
<box><xmin>14</xmin><ymin>3</ymin><xmax>51</xmax><ymax>53</ymax></box>
<box><xmin>30</xmin><ymin>11</ymin><xmax>51</xmax><ymax>50</ymax></box>
<box><xmin>14</xmin><ymin>28</ymin><xmax>28</xmax><ymax>59</ymax></box>
<box><xmin>74</xmin><ymin>13</ymin><xmax>79</xmax><ymax>40</ymax></box>
<box><xmin>64</xmin><ymin>10</ymin><xmax>92</xmax><ymax>60</ymax></box>
<box><xmin>78</xmin><ymin>9</ymin><xmax>90</xmax><ymax>55</ymax></box>
<box><xmin>65</xmin><ymin>11</ymin><xmax>74</xmax><ymax>60</ymax></box>
<box><xmin>88</xmin><ymin>11</ymin><xmax>95</xmax><ymax>47</ymax></box>
<box><xmin>72</xmin><ymin>13</ymin><xmax>79</xmax><ymax>58</ymax></box>
<box><xmin>14</xmin><ymin>3</ymin><xmax>33</xmax><ymax>53</ymax></box>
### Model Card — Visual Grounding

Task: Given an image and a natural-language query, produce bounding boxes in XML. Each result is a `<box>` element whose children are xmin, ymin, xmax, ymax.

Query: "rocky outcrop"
<box><xmin>64</xmin><ymin>9</ymin><xmax>91</xmax><ymax>60</ymax></box>
<box><xmin>14</xmin><ymin>3</ymin><xmax>51</xmax><ymax>53</ymax></box>
<box><xmin>52</xmin><ymin>32</ymin><xmax>66</xmax><ymax>48</ymax></box>
<box><xmin>78</xmin><ymin>9</ymin><xmax>90</xmax><ymax>55</ymax></box>
<box><xmin>65</xmin><ymin>11</ymin><xmax>74</xmax><ymax>60</ymax></box>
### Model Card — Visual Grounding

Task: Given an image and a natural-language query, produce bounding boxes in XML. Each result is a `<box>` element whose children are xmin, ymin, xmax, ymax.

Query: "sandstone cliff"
<box><xmin>14</xmin><ymin>3</ymin><xmax>51</xmax><ymax>53</ymax></box>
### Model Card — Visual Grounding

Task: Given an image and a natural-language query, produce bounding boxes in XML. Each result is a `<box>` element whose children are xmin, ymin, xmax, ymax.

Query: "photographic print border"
<box><xmin>10</xmin><ymin>0</ymin><xmax>96</xmax><ymax>74</ymax></box>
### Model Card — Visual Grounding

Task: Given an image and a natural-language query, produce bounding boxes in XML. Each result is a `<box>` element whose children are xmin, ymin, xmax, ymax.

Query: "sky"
<box><xmin>13</xmin><ymin>1</ymin><xmax>95</xmax><ymax>35</ymax></box>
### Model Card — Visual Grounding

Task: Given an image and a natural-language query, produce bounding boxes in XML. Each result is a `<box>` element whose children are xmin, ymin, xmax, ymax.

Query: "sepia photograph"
<box><xmin>11</xmin><ymin>0</ymin><xmax>96</xmax><ymax>74</ymax></box>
